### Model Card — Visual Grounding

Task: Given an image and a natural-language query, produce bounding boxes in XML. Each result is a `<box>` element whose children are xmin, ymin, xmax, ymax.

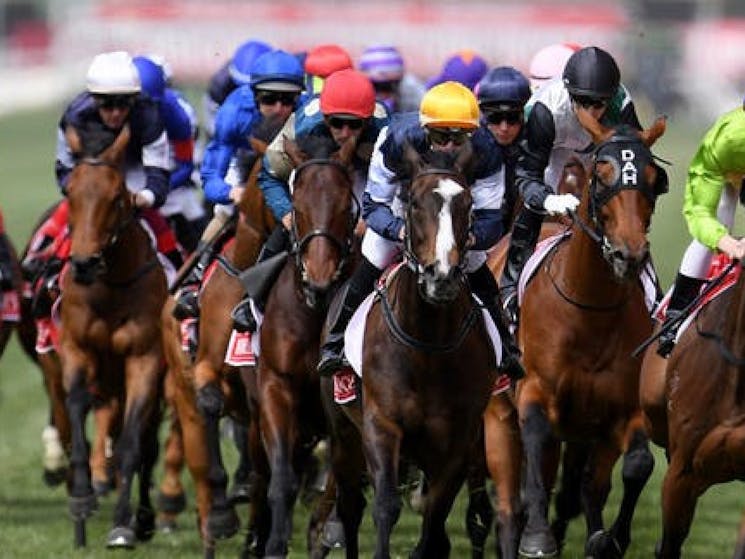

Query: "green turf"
<box><xmin>0</xmin><ymin>104</ymin><xmax>743</xmax><ymax>557</ymax></box>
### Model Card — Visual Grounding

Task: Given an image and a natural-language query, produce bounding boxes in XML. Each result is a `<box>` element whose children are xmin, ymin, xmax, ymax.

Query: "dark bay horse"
<box><xmin>0</xmin><ymin>218</ymin><xmax>21</xmax><ymax>358</ymax></box>
<box><xmin>323</xmin><ymin>144</ymin><xmax>501</xmax><ymax>558</ymax></box>
<box><xmin>640</xmin><ymin>258</ymin><xmax>745</xmax><ymax>558</ymax></box>
<box><xmin>250</xmin><ymin>134</ymin><xmax>359</xmax><ymax>558</ymax></box>
<box><xmin>60</xmin><ymin>125</ymin><xmax>167</xmax><ymax>549</ymax></box>
<box><xmin>491</xmin><ymin>115</ymin><xmax>668</xmax><ymax>558</ymax></box>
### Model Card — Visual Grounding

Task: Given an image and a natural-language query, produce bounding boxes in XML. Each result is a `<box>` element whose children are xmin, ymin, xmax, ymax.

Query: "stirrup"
<box><xmin>656</xmin><ymin>310</ymin><xmax>684</xmax><ymax>358</ymax></box>
<box><xmin>317</xmin><ymin>348</ymin><xmax>348</xmax><ymax>377</ymax></box>
<box><xmin>231</xmin><ymin>298</ymin><xmax>256</xmax><ymax>333</ymax></box>
<box><xmin>172</xmin><ymin>285</ymin><xmax>200</xmax><ymax>320</ymax></box>
<box><xmin>501</xmin><ymin>290</ymin><xmax>519</xmax><ymax>332</ymax></box>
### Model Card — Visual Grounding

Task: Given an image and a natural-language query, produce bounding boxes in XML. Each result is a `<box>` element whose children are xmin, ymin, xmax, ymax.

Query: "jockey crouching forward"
<box><xmin>229</xmin><ymin>68</ymin><xmax>391</xmax><ymax>332</ymax></box>
<box><xmin>656</xmin><ymin>101</ymin><xmax>745</xmax><ymax>356</ymax></box>
<box><xmin>315</xmin><ymin>81</ymin><xmax>525</xmax><ymax>381</ymax></box>
<box><xmin>172</xmin><ymin>49</ymin><xmax>306</xmax><ymax>320</ymax></box>
<box><xmin>499</xmin><ymin>46</ymin><xmax>662</xmax><ymax>328</ymax></box>
<box><xmin>23</xmin><ymin>51</ymin><xmax>180</xmax><ymax>309</ymax></box>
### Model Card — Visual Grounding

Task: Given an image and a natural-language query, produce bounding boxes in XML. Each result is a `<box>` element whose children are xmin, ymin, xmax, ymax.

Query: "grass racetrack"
<box><xmin>1</xmin><ymin>102</ymin><xmax>744</xmax><ymax>558</ymax></box>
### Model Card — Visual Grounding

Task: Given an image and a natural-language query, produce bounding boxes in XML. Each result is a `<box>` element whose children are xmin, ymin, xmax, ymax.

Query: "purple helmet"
<box><xmin>359</xmin><ymin>45</ymin><xmax>405</xmax><ymax>83</ymax></box>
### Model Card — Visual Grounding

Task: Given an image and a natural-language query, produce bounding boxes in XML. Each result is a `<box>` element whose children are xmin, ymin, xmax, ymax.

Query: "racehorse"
<box><xmin>323</xmin><ymin>143</ymin><xmax>502</xmax><ymax>558</ymax></box>
<box><xmin>640</xmin><ymin>257</ymin><xmax>745</xmax><ymax>558</ymax></box>
<box><xmin>0</xmin><ymin>219</ymin><xmax>22</xmax><ymax>358</ymax></box>
<box><xmin>249</xmin><ymin>133</ymin><xmax>359</xmax><ymax>558</ymax></box>
<box><xmin>59</xmin><ymin>124</ymin><xmax>167</xmax><ymax>549</ymax></box>
<box><xmin>490</xmin><ymin>114</ymin><xmax>668</xmax><ymax>558</ymax></box>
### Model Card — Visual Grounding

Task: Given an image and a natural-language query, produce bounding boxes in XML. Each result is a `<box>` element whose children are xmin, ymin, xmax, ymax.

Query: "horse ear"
<box><xmin>639</xmin><ymin>115</ymin><xmax>667</xmax><ymax>147</ymax></box>
<box><xmin>65</xmin><ymin>125</ymin><xmax>83</xmax><ymax>157</ymax></box>
<box><xmin>283</xmin><ymin>135</ymin><xmax>307</xmax><ymax>168</ymax></box>
<box><xmin>335</xmin><ymin>134</ymin><xmax>358</xmax><ymax>167</ymax></box>
<box><xmin>453</xmin><ymin>139</ymin><xmax>474</xmax><ymax>177</ymax></box>
<box><xmin>401</xmin><ymin>140</ymin><xmax>423</xmax><ymax>179</ymax></box>
<box><xmin>99</xmin><ymin>124</ymin><xmax>131</xmax><ymax>167</ymax></box>
<box><xmin>574</xmin><ymin>106</ymin><xmax>614</xmax><ymax>145</ymax></box>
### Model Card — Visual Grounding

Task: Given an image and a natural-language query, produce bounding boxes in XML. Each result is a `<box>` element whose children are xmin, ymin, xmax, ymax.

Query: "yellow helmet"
<box><xmin>419</xmin><ymin>81</ymin><xmax>479</xmax><ymax>129</ymax></box>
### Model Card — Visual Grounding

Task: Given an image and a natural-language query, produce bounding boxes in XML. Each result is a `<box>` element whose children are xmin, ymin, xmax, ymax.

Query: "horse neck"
<box><xmin>104</xmin><ymin>221</ymin><xmax>154</xmax><ymax>277</ymax></box>
<box><xmin>724</xmin><ymin>267</ymin><xmax>745</xmax><ymax>353</ymax></box>
<box><xmin>555</xmin><ymin>218</ymin><xmax>631</xmax><ymax>304</ymax></box>
<box><xmin>389</xmin><ymin>267</ymin><xmax>472</xmax><ymax>342</ymax></box>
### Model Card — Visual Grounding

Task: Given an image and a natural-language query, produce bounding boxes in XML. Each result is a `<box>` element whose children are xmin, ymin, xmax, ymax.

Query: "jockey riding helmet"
<box><xmin>476</xmin><ymin>66</ymin><xmax>531</xmax><ymax>111</ymax></box>
<box><xmin>358</xmin><ymin>45</ymin><xmax>405</xmax><ymax>83</ymax></box>
<box><xmin>305</xmin><ymin>44</ymin><xmax>353</xmax><ymax>78</ymax></box>
<box><xmin>419</xmin><ymin>81</ymin><xmax>479</xmax><ymax>129</ymax></box>
<box><xmin>562</xmin><ymin>46</ymin><xmax>620</xmax><ymax>99</ymax></box>
<box><xmin>132</xmin><ymin>56</ymin><xmax>166</xmax><ymax>101</ymax></box>
<box><xmin>249</xmin><ymin>49</ymin><xmax>305</xmax><ymax>92</ymax></box>
<box><xmin>426</xmin><ymin>50</ymin><xmax>488</xmax><ymax>91</ymax></box>
<box><xmin>86</xmin><ymin>51</ymin><xmax>141</xmax><ymax>95</ymax></box>
<box><xmin>229</xmin><ymin>39</ymin><xmax>272</xmax><ymax>86</ymax></box>
<box><xmin>320</xmin><ymin>69</ymin><xmax>376</xmax><ymax>118</ymax></box>
<box><xmin>529</xmin><ymin>42</ymin><xmax>581</xmax><ymax>90</ymax></box>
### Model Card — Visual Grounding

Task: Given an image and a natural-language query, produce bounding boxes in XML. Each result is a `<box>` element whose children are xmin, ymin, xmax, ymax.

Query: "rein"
<box><xmin>376</xmin><ymin>280</ymin><xmax>481</xmax><ymax>353</ymax></box>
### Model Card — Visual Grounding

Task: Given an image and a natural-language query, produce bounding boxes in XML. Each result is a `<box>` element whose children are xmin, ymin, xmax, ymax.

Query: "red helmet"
<box><xmin>305</xmin><ymin>44</ymin><xmax>353</xmax><ymax>78</ymax></box>
<box><xmin>320</xmin><ymin>69</ymin><xmax>376</xmax><ymax>118</ymax></box>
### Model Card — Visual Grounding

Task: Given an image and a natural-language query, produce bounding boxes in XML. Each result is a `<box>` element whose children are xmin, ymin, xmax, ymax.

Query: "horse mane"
<box><xmin>73</xmin><ymin>120</ymin><xmax>121</xmax><ymax>158</ymax></box>
<box><xmin>295</xmin><ymin>134</ymin><xmax>340</xmax><ymax>160</ymax></box>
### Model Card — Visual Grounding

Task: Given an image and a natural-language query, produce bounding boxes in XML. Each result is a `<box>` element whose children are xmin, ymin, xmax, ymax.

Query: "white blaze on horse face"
<box><xmin>434</xmin><ymin>178</ymin><xmax>465</xmax><ymax>276</ymax></box>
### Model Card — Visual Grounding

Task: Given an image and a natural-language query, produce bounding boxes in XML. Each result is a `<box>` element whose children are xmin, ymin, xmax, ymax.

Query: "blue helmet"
<box><xmin>476</xmin><ymin>66</ymin><xmax>531</xmax><ymax>109</ymax></box>
<box><xmin>249</xmin><ymin>49</ymin><xmax>305</xmax><ymax>92</ymax></box>
<box><xmin>229</xmin><ymin>39</ymin><xmax>272</xmax><ymax>86</ymax></box>
<box><xmin>132</xmin><ymin>55</ymin><xmax>166</xmax><ymax>101</ymax></box>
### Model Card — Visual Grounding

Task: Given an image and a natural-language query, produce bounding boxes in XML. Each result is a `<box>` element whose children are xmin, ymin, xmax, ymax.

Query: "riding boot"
<box><xmin>31</xmin><ymin>257</ymin><xmax>63</xmax><ymax>319</ymax></box>
<box><xmin>657</xmin><ymin>273</ymin><xmax>705</xmax><ymax>357</ymax></box>
<box><xmin>316</xmin><ymin>257</ymin><xmax>382</xmax><ymax>376</ymax></box>
<box><xmin>0</xmin><ymin>234</ymin><xmax>14</xmax><ymax>290</ymax></box>
<box><xmin>468</xmin><ymin>264</ymin><xmax>525</xmax><ymax>382</ymax></box>
<box><xmin>498</xmin><ymin>207</ymin><xmax>543</xmax><ymax>330</ymax></box>
<box><xmin>172</xmin><ymin>242</ymin><xmax>214</xmax><ymax>320</ymax></box>
<box><xmin>231</xmin><ymin>225</ymin><xmax>290</xmax><ymax>333</ymax></box>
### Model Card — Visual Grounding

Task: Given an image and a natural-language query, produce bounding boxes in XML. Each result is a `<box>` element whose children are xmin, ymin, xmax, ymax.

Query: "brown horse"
<box><xmin>249</xmin><ymin>134</ymin><xmax>359</xmax><ymax>558</ymax></box>
<box><xmin>60</xmin><ymin>124</ymin><xmax>167</xmax><ymax>549</ymax></box>
<box><xmin>640</xmin><ymin>259</ymin><xmax>745</xmax><ymax>558</ymax></box>
<box><xmin>323</xmin><ymin>144</ymin><xmax>502</xmax><ymax>558</ymax></box>
<box><xmin>0</xmin><ymin>223</ymin><xmax>22</xmax><ymax>358</ymax></box>
<box><xmin>490</xmin><ymin>116</ymin><xmax>668</xmax><ymax>558</ymax></box>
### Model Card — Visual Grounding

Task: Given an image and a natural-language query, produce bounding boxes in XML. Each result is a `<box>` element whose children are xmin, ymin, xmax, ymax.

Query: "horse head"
<box><xmin>65</xmin><ymin>124</ymin><xmax>133</xmax><ymax>285</ymax></box>
<box><xmin>575</xmin><ymin>110</ymin><xmax>668</xmax><ymax>280</ymax></box>
<box><xmin>400</xmin><ymin>141</ymin><xmax>474</xmax><ymax>304</ymax></box>
<box><xmin>283</xmin><ymin>134</ymin><xmax>358</xmax><ymax>308</ymax></box>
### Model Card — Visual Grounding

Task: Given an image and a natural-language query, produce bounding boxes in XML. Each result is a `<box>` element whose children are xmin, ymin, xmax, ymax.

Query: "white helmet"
<box><xmin>529</xmin><ymin>42</ymin><xmax>581</xmax><ymax>91</ymax></box>
<box><xmin>86</xmin><ymin>51</ymin><xmax>141</xmax><ymax>95</ymax></box>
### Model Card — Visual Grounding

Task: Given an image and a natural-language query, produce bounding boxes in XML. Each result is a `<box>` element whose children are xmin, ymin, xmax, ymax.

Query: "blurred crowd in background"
<box><xmin>2</xmin><ymin>0</ymin><xmax>745</xmax><ymax>123</ymax></box>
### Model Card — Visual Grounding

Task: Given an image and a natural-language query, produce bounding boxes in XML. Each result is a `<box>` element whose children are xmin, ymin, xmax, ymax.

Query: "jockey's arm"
<box><xmin>55</xmin><ymin>127</ymin><xmax>74</xmax><ymax>192</ymax></box>
<box><xmin>141</xmin><ymin>130</ymin><xmax>170</xmax><ymax>208</ymax></box>
<box><xmin>516</xmin><ymin>102</ymin><xmax>556</xmax><ymax>212</ymax></box>
<box><xmin>258</xmin><ymin>115</ymin><xmax>297</xmax><ymax>224</ymax></box>
<box><xmin>362</xmin><ymin>127</ymin><xmax>405</xmax><ymax>241</ymax></box>
<box><xmin>161</xmin><ymin>92</ymin><xmax>195</xmax><ymax>188</ymax></box>
<box><xmin>470</xmin><ymin>173</ymin><xmax>504</xmax><ymax>250</ymax></box>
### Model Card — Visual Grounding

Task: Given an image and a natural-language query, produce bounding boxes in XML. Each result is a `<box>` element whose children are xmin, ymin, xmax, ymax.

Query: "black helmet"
<box><xmin>562</xmin><ymin>46</ymin><xmax>620</xmax><ymax>99</ymax></box>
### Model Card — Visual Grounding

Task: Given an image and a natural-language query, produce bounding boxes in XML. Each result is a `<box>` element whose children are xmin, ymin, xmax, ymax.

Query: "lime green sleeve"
<box><xmin>682</xmin><ymin>109</ymin><xmax>745</xmax><ymax>250</ymax></box>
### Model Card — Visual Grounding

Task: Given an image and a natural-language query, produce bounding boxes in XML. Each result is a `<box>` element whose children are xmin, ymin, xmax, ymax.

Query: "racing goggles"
<box><xmin>427</xmin><ymin>127</ymin><xmax>472</xmax><ymax>146</ymax></box>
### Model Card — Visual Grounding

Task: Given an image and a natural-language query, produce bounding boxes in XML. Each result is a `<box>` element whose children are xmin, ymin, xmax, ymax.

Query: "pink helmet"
<box><xmin>529</xmin><ymin>42</ymin><xmax>581</xmax><ymax>91</ymax></box>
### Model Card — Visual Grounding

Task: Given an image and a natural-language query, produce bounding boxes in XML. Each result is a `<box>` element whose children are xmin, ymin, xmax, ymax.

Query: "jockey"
<box><xmin>528</xmin><ymin>42</ymin><xmax>582</xmax><ymax>92</ymax></box>
<box><xmin>656</xmin><ymin>101</ymin><xmax>745</xmax><ymax>356</ymax></box>
<box><xmin>173</xmin><ymin>49</ymin><xmax>305</xmax><ymax>320</ymax></box>
<box><xmin>202</xmin><ymin>39</ymin><xmax>273</xmax><ymax>142</ymax></box>
<box><xmin>133</xmin><ymin>55</ymin><xmax>207</xmax><ymax>252</ymax></box>
<box><xmin>229</xmin><ymin>68</ymin><xmax>390</xmax><ymax>332</ymax></box>
<box><xmin>498</xmin><ymin>46</ymin><xmax>645</xmax><ymax>328</ymax></box>
<box><xmin>23</xmin><ymin>51</ymin><xmax>180</xmax><ymax>310</ymax></box>
<box><xmin>426</xmin><ymin>49</ymin><xmax>489</xmax><ymax>91</ymax></box>
<box><xmin>315</xmin><ymin>81</ymin><xmax>524</xmax><ymax>381</ymax></box>
<box><xmin>0</xmin><ymin>211</ymin><xmax>13</xmax><ymax>291</ymax></box>
<box><xmin>476</xmin><ymin>66</ymin><xmax>531</xmax><ymax>231</ymax></box>
<box><xmin>358</xmin><ymin>44</ymin><xmax>426</xmax><ymax>113</ymax></box>
<box><xmin>303</xmin><ymin>43</ymin><xmax>353</xmax><ymax>95</ymax></box>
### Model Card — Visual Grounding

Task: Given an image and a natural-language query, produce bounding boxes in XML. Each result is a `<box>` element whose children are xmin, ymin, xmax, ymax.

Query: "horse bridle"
<box><xmin>288</xmin><ymin>158</ymin><xmax>360</xmax><ymax>291</ymax></box>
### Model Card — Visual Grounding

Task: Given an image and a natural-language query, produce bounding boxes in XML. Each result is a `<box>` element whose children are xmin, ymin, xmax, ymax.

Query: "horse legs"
<box><xmin>551</xmin><ymin>442</ymin><xmax>589</xmax><ymax>550</ymax></box>
<box><xmin>38</xmin><ymin>351</ymin><xmax>70</xmax><ymax>486</ymax></box>
<box><xmin>639</xmin><ymin>345</ymin><xmax>670</xmax><ymax>448</ymax></box>
<box><xmin>156</xmin><ymin>402</ymin><xmax>187</xmax><ymax>532</ymax></box>
<box><xmin>465</xmin><ymin>458</ymin><xmax>494</xmax><ymax>559</ymax></box>
<box><xmin>229</xmin><ymin>419</ymin><xmax>254</xmax><ymax>504</ymax></box>
<box><xmin>64</xmin><ymin>362</ymin><xmax>96</xmax><ymax>548</ymax></box>
<box><xmin>243</xmin><ymin>399</ymin><xmax>271</xmax><ymax>558</ymax></box>
<box><xmin>484</xmin><ymin>393</ymin><xmax>522</xmax><ymax>559</ymax></box>
<box><xmin>107</xmin><ymin>355</ymin><xmax>161</xmax><ymax>549</ymax></box>
<box><xmin>260</xmin><ymin>370</ymin><xmax>301</xmax><ymax>558</ymax></box>
<box><xmin>363</xmin><ymin>407</ymin><xmax>403</xmax><ymax>559</ymax></box>
<box><xmin>132</xmin><ymin>401</ymin><xmax>161</xmax><ymax>543</ymax></box>
<box><xmin>519</xmin><ymin>401</ymin><xmax>561</xmax><ymax>558</ymax></box>
<box><xmin>585</xmin><ymin>424</ymin><xmax>654</xmax><ymax>558</ymax></box>
<box><xmin>90</xmin><ymin>396</ymin><xmax>118</xmax><ymax>497</ymax></box>
<box><xmin>733</xmin><ymin>506</ymin><xmax>745</xmax><ymax>559</ymax></box>
<box><xmin>655</xmin><ymin>457</ymin><xmax>702</xmax><ymax>558</ymax></box>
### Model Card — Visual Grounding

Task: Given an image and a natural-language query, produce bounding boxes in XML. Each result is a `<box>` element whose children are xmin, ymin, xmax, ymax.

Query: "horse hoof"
<box><xmin>206</xmin><ymin>505</ymin><xmax>240</xmax><ymax>540</ymax></box>
<box><xmin>43</xmin><ymin>467</ymin><xmax>67</xmax><ymax>487</ymax></box>
<box><xmin>157</xmin><ymin>490</ymin><xmax>187</xmax><ymax>514</ymax></box>
<box><xmin>107</xmin><ymin>525</ymin><xmax>136</xmax><ymax>549</ymax></box>
<box><xmin>69</xmin><ymin>493</ymin><xmax>98</xmax><ymax>520</ymax></box>
<box><xmin>228</xmin><ymin>481</ymin><xmax>252</xmax><ymax>505</ymax></box>
<box><xmin>134</xmin><ymin>506</ymin><xmax>156</xmax><ymax>541</ymax></box>
<box><xmin>320</xmin><ymin>517</ymin><xmax>346</xmax><ymax>549</ymax></box>
<box><xmin>585</xmin><ymin>530</ymin><xmax>623</xmax><ymax>559</ymax></box>
<box><xmin>519</xmin><ymin>528</ymin><xmax>558</xmax><ymax>558</ymax></box>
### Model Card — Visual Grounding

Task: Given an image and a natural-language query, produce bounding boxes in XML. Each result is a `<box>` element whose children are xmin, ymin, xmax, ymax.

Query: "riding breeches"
<box><xmin>679</xmin><ymin>182</ymin><xmax>738</xmax><ymax>280</ymax></box>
